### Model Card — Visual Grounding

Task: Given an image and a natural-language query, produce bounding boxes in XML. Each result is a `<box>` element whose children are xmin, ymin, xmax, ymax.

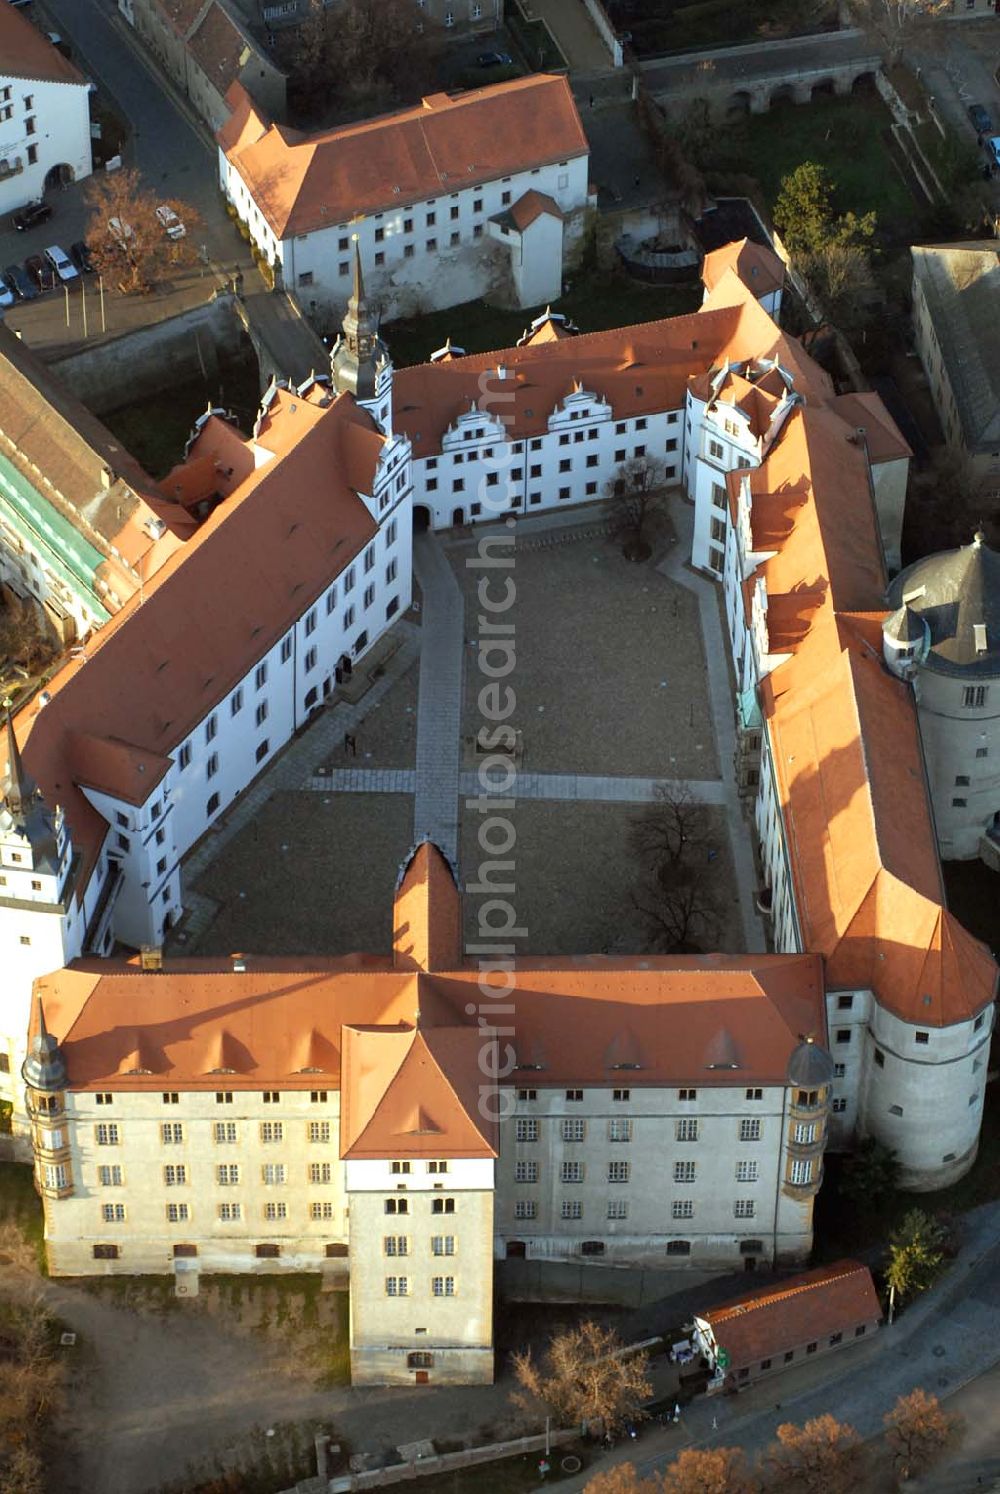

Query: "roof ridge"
<box><xmin>710</xmin><ymin>1262</ymin><xmax>866</xmax><ymax>1322</ymax></box>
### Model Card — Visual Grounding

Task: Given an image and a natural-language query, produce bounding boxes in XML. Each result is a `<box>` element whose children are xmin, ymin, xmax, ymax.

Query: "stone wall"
<box><xmin>49</xmin><ymin>294</ymin><xmax>248</xmax><ymax>415</ymax></box>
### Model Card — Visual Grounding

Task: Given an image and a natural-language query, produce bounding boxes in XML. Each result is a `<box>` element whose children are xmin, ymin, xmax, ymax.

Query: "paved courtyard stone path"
<box><xmin>307</xmin><ymin>768</ymin><xmax>727</xmax><ymax>805</ymax></box>
<box><xmin>411</xmin><ymin>531</ymin><xmax>465</xmax><ymax>861</ymax></box>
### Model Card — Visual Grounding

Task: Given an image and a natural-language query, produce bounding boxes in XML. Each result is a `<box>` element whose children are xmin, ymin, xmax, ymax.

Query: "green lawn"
<box><xmin>386</xmin><ymin>268</ymin><xmax>701</xmax><ymax>367</ymax></box>
<box><xmin>723</xmin><ymin>91</ymin><xmax>926</xmax><ymax>251</ymax></box>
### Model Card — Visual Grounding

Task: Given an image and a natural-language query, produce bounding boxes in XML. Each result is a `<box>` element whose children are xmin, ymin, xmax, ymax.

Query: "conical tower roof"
<box><xmin>3</xmin><ymin>711</ymin><xmax>36</xmax><ymax>821</ymax></box>
<box><xmin>887</xmin><ymin>531</ymin><xmax>1000</xmax><ymax>677</ymax></box>
<box><xmin>883</xmin><ymin>602</ymin><xmax>926</xmax><ymax>646</ymax></box>
<box><xmin>0</xmin><ymin>711</ymin><xmax>63</xmax><ymax>874</ymax></box>
<box><xmin>22</xmin><ymin>997</ymin><xmax>67</xmax><ymax>1090</ymax></box>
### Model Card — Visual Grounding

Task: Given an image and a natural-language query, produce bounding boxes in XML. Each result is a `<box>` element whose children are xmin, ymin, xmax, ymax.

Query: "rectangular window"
<box><xmin>739</xmin><ymin>1119</ymin><xmax>762</xmax><ymax>1142</ymax></box>
<box><xmin>431</xmin><ymin>1198</ymin><xmax>455</xmax><ymax>1214</ymax></box>
<box><xmin>431</xmin><ymin>1235</ymin><xmax>455</xmax><ymax>1256</ymax></box>
<box><xmin>384</xmin><ymin>1198</ymin><xmax>408</xmax><ymax>1214</ymax></box>
<box><xmin>264</xmin><ymin>1201</ymin><xmax>287</xmax><ymax>1221</ymax></box>
<box><xmin>262</xmin><ymin>1164</ymin><xmax>286</xmax><ymax>1185</ymax></box>
<box><xmin>161</xmin><ymin>1123</ymin><xmax>183</xmax><ymax>1144</ymax></box>
<box><xmin>963</xmin><ymin>686</ymin><xmax>987</xmax><ymax>708</ymax></box>
<box><xmin>98</xmin><ymin>1165</ymin><xmax>123</xmax><ymax>1186</ymax></box>
<box><xmin>102</xmin><ymin>1203</ymin><xmax>126</xmax><ymax>1223</ymax></box>
<box><xmin>672</xmin><ymin>1199</ymin><xmax>694</xmax><ymax>1219</ymax></box>
<box><xmin>560</xmin><ymin>1201</ymin><xmax>582</xmax><ymax>1220</ymax></box>
<box><xmin>385</xmin><ymin>1277</ymin><xmax>409</xmax><ymax>1296</ymax></box>
<box><xmin>427</xmin><ymin>1160</ymin><xmax>448</xmax><ymax>1174</ymax></box>
<box><xmin>790</xmin><ymin>1159</ymin><xmax>813</xmax><ymax>1185</ymax></box>
<box><xmin>310</xmin><ymin>1202</ymin><xmax>334</xmax><ymax>1220</ymax></box>
<box><xmin>260</xmin><ymin>1121</ymin><xmax>283</xmax><ymax>1143</ymax></box>
<box><xmin>230</xmin><ymin>688</ymin><xmax>243</xmax><ymax>715</ymax></box>
<box><xmin>214</xmin><ymin>1122</ymin><xmax>237</xmax><ymax>1143</ymax></box>
<box><xmin>93</xmin><ymin>1244</ymin><xmax>119</xmax><ymax>1260</ymax></box>
<box><xmin>745</xmin><ymin>1088</ymin><xmax>763</xmax><ymax>1101</ymax></box>
<box><xmin>216</xmin><ymin>1164</ymin><xmax>240</xmax><ymax>1185</ymax></box>
<box><xmin>608</xmin><ymin>1160</ymin><xmax>630</xmax><ymax>1183</ymax></box>
<box><xmin>308</xmin><ymin>1121</ymin><xmax>331</xmax><ymax>1143</ymax></box>
<box><xmin>793</xmin><ymin>1122</ymin><xmax>816</xmax><ymax>1144</ymax></box>
<box><xmin>562</xmin><ymin>1118</ymin><xmax>585</xmax><ymax>1142</ymax></box>
<box><xmin>613</xmin><ymin>1088</ymin><xmax>631</xmax><ymax>1102</ymax></box>
<box><xmin>609</xmin><ymin>1119</ymin><xmax>632</xmax><ymax>1142</ymax></box>
<box><xmin>514</xmin><ymin>1200</ymin><xmax>536</xmax><ymax>1219</ymax></box>
<box><xmin>607</xmin><ymin>1200</ymin><xmax>628</xmax><ymax>1220</ymax></box>
<box><xmin>514</xmin><ymin>1160</ymin><xmax>537</xmax><ymax>1183</ymax></box>
<box><xmin>163</xmin><ymin>1165</ymin><xmax>187</xmax><ymax>1186</ymax></box>
<box><xmin>734</xmin><ymin>1199</ymin><xmax>756</xmax><ymax>1218</ymax></box>
<box><xmin>178</xmin><ymin>743</ymin><xmax>191</xmax><ymax>769</ymax></box>
<box><xmin>676</xmin><ymin>1118</ymin><xmax>698</xmax><ymax>1142</ymax></box>
<box><xmin>166</xmin><ymin>1203</ymin><xmax>190</xmax><ymax>1222</ymax></box>
<box><xmin>206</xmin><ymin>752</ymin><xmax>218</xmax><ymax>780</ymax></box>
<box><xmin>736</xmin><ymin>1160</ymin><xmax>759</xmax><ymax>1183</ymax></box>
<box><xmin>309</xmin><ymin>1162</ymin><xmax>333</xmax><ymax>1184</ymax></box>
<box><xmin>384</xmin><ymin>1235</ymin><xmax>409</xmax><ymax>1256</ymax></box>
<box><xmin>95</xmin><ymin>1124</ymin><xmax>119</xmax><ymax>1146</ymax></box>
<box><xmin>432</xmin><ymin>1276</ymin><xmax>455</xmax><ymax>1297</ymax></box>
<box><xmin>515</xmin><ymin>1119</ymin><xmax>538</xmax><ymax>1142</ymax></box>
<box><xmin>678</xmin><ymin>1089</ymin><xmax>697</xmax><ymax>1101</ymax></box>
<box><xmin>255</xmin><ymin>663</ymin><xmax>268</xmax><ymax>690</ymax></box>
<box><xmin>281</xmin><ymin>636</ymin><xmax>292</xmax><ymax>663</ymax></box>
<box><xmin>561</xmin><ymin>1161</ymin><xmax>584</xmax><ymax>1183</ymax></box>
<box><xmin>163</xmin><ymin>1092</ymin><xmax>179</xmax><ymax>1105</ymax></box>
<box><xmin>673</xmin><ymin>1160</ymin><xmax>696</xmax><ymax>1183</ymax></box>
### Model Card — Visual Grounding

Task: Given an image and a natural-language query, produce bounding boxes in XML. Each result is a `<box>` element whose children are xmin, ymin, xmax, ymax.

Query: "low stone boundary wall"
<box><xmin>327</xmin><ymin>1430</ymin><xmax>579</xmax><ymax>1491</ymax></box>
<box><xmin>582</xmin><ymin>0</ymin><xmax>623</xmax><ymax>66</ymax></box>
<box><xmin>50</xmin><ymin>293</ymin><xmax>246</xmax><ymax>414</ymax></box>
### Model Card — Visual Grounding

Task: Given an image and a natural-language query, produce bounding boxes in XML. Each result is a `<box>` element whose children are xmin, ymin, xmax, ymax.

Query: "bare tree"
<box><xmin>85</xmin><ymin>167</ymin><xmax>199</xmax><ymax>295</ymax></box>
<box><xmin>629</xmin><ymin>783</ymin><xmax>721</xmax><ymax>953</ymax></box>
<box><xmin>606</xmin><ymin>455</ymin><xmax>668</xmax><ymax>561</ymax></box>
<box><xmin>629</xmin><ymin>782</ymin><xmax>712</xmax><ymax>870</ymax></box>
<box><xmin>799</xmin><ymin>241</ymin><xmax>876</xmax><ymax>327</ymax></box>
<box><xmin>847</xmin><ymin>0</ymin><xmax>950</xmax><ymax>63</ymax></box>
<box><xmin>662</xmin><ymin>1446</ymin><xmax>757</xmax><ymax>1494</ymax></box>
<box><xmin>883</xmin><ymin>1389</ymin><xmax>958</xmax><ymax>1480</ymax></box>
<box><xmin>766</xmin><ymin>1414</ymin><xmax>863</xmax><ymax>1493</ymax></box>
<box><xmin>0</xmin><ymin>591</ymin><xmax>58</xmax><ymax>675</ymax></box>
<box><xmin>288</xmin><ymin>0</ymin><xmax>441</xmax><ymax>116</ymax></box>
<box><xmin>511</xmin><ymin>1320</ymin><xmax>652</xmax><ymax>1437</ymax></box>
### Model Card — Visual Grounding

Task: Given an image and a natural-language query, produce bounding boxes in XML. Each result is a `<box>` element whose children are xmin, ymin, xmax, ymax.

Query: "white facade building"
<box><xmin>0</xmin><ymin>5</ymin><xmax>92</xmax><ymax>212</ymax></box>
<box><xmin>216</xmin><ymin>75</ymin><xmax>591</xmax><ymax>320</ymax></box>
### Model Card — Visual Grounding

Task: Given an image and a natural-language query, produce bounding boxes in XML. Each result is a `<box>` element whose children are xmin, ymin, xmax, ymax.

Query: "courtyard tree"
<box><xmin>799</xmin><ymin>240</ymin><xmax>877</xmax><ymax>327</ymax></box>
<box><xmin>288</xmin><ymin>0</ymin><xmax>331</xmax><ymax>114</ymax></box>
<box><xmin>661</xmin><ymin>1446</ymin><xmax>757</xmax><ymax>1494</ymax></box>
<box><xmin>85</xmin><ymin>167</ymin><xmax>199</xmax><ymax>295</ymax></box>
<box><xmin>885</xmin><ymin>1208</ymin><xmax>949</xmax><ymax>1305</ymax></box>
<box><xmin>883</xmin><ymin>1388</ymin><xmax>958</xmax><ymax>1479</ymax></box>
<box><xmin>765</xmin><ymin>1414</ymin><xmax>863</xmax><ymax>1493</ymax></box>
<box><xmin>839</xmin><ymin>1136</ymin><xmax>899</xmax><ymax>1214</ymax></box>
<box><xmin>511</xmin><ymin>1320</ymin><xmax>652</xmax><ymax>1437</ymax></box>
<box><xmin>629</xmin><ymin>783</ymin><xmax>721</xmax><ymax>953</ymax></box>
<box><xmin>291</xmin><ymin>0</ymin><xmax>441</xmax><ymax>114</ymax></box>
<box><xmin>606</xmin><ymin>454</ymin><xmax>668</xmax><ymax>561</ymax></box>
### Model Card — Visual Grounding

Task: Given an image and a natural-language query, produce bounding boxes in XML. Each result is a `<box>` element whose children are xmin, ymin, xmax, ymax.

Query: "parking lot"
<box><xmin>0</xmin><ymin>0</ymin><xmax>257</xmax><ymax>355</ymax></box>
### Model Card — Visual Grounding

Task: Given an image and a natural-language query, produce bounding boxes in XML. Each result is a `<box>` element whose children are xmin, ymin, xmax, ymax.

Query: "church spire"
<box><xmin>330</xmin><ymin>242</ymin><xmax>391</xmax><ymax>409</ymax></box>
<box><xmin>4</xmin><ymin>710</ymin><xmax>34</xmax><ymax>820</ymax></box>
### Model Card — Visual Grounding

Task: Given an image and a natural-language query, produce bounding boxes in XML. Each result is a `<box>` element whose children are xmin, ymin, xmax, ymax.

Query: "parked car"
<box><xmin>987</xmin><ymin>135</ymin><xmax>1000</xmax><ymax>168</ymax></box>
<box><xmin>969</xmin><ymin>103</ymin><xmax>994</xmax><ymax>135</ymax></box>
<box><xmin>11</xmin><ymin>199</ymin><xmax>52</xmax><ymax>233</ymax></box>
<box><xmin>107</xmin><ymin>217</ymin><xmax>134</xmax><ymax>246</ymax></box>
<box><xmin>44</xmin><ymin>245</ymin><xmax>79</xmax><ymax>282</ymax></box>
<box><xmin>3</xmin><ymin>264</ymin><xmax>38</xmax><ymax>301</ymax></box>
<box><xmin>155</xmin><ymin>204</ymin><xmax>186</xmax><ymax>240</ymax></box>
<box><xmin>24</xmin><ymin>254</ymin><xmax>55</xmax><ymax>292</ymax></box>
<box><xmin>476</xmin><ymin>50</ymin><xmax>513</xmax><ymax>66</ymax></box>
<box><xmin>70</xmin><ymin>240</ymin><xmax>94</xmax><ymax>273</ymax></box>
<box><xmin>0</xmin><ymin>279</ymin><xmax>15</xmax><ymax>311</ymax></box>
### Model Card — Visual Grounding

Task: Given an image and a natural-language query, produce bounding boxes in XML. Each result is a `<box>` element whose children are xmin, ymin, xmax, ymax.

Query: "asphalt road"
<box><xmin>0</xmin><ymin>0</ymin><xmax>254</xmax><ymax>355</ymax></box>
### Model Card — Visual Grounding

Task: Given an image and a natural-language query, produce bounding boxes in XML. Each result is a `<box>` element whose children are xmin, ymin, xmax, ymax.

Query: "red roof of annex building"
<box><xmin>695</xmin><ymin>1261</ymin><xmax>881</xmax><ymax>1367</ymax></box>
<box><xmin>218</xmin><ymin>74</ymin><xmax>589</xmax><ymax>240</ymax></box>
<box><xmin>701</xmin><ymin>237</ymin><xmax>785</xmax><ymax>300</ymax></box>
<box><xmin>0</xmin><ymin>2</ymin><xmax>87</xmax><ymax>85</ymax></box>
<box><xmin>32</xmin><ymin>842</ymin><xmax>826</xmax><ymax>1103</ymax></box>
<box><xmin>2</xmin><ymin>384</ymin><xmax>383</xmax><ymax>897</ymax></box>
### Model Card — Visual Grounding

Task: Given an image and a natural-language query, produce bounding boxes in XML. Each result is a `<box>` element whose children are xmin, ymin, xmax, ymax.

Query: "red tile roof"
<box><xmin>696</xmin><ymin>1261</ymin><xmax>880</xmax><ymax>1369</ymax></box>
<box><xmin>508</xmin><ymin>189</ymin><xmax>562</xmax><ymax>232</ymax></box>
<box><xmin>0</xmin><ymin>2</ymin><xmax>87</xmax><ymax>85</ymax></box>
<box><xmin>219</xmin><ymin>74</ymin><xmax>589</xmax><ymax>239</ymax></box>
<box><xmin>701</xmin><ymin>238</ymin><xmax>785</xmax><ymax>300</ymax></box>
<box><xmin>7</xmin><ymin>391</ymin><xmax>383</xmax><ymax>895</ymax></box>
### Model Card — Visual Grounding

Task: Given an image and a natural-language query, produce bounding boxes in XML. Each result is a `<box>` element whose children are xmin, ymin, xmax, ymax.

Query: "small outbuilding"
<box><xmin>692</xmin><ymin>1260</ymin><xmax>881</xmax><ymax>1394</ymax></box>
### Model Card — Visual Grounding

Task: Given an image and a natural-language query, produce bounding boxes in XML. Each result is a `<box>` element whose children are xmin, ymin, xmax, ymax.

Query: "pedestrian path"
<box><xmin>411</xmin><ymin>533</ymin><xmax>465</xmax><ymax>862</ymax></box>
<box><xmin>305</xmin><ymin>769</ymin><xmax>726</xmax><ymax>805</ymax></box>
<box><xmin>657</xmin><ymin>497</ymin><xmax>766</xmax><ymax>953</ymax></box>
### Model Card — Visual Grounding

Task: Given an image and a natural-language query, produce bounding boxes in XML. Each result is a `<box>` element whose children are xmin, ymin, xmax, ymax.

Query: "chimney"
<box><xmin>140</xmin><ymin>945</ymin><xmax>163</xmax><ymax>972</ymax></box>
<box><xmin>101</xmin><ymin>466</ymin><xmax>117</xmax><ymax>489</ymax></box>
